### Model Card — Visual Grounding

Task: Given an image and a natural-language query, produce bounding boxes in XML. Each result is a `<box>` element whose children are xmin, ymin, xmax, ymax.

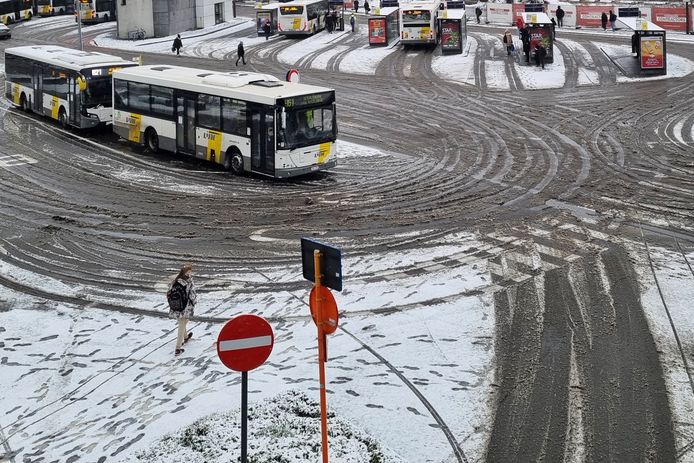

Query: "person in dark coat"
<box><xmin>535</xmin><ymin>43</ymin><xmax>546</xmax><ymax>69</ymax></box>
<box><xmin>236</xmin><ymin>41</ymin><xmax>246</xmax><ymax>66</ymax></box>
<box><xmin>169</xmin><ymin>263</ymin><xmax>197</xmax><ymax>356</ymax></box>
<box><xmin>332</xmin><ymin>10</ymin><xmax>339</xmax><ymax>30</ymax></box>
<box><xmin>363</xmin><ymin>0</ymin><xmax>370</xmax><ymax>15</ymax></box>
<box><xmin>172</xmin><ymin>34</ymin><xmax>182</xmax><ymax>55</ymax></box>
<box><xmin>263</xmin><ymin>19</ymin><xmax>271</xmax><ymax>40</ymax></box>
<box><xmin>631</xmin><ymin>32</ymin><xmax>639</xmax><ymax>56</ymax></box>
<box><xmin>350</xmin><ymin>12</ymin><xmax>355</xmax><ymax>32</ymax></box>
<box><xmin>601</xmin><ymin>12</ymin><xmax>608</xmax><ymax>31</ymax></box>
<box><xmin>556</xmin><ymin>5</ymin><xmax>564</xmax><ymax>27</ymax></box>
<box><xmin>326</xmin><ymin>12</ymin><xmax>333</xmax><ymax>33</ymax></box>
<box><xmin>609</xmin><ymin>10</ymin><xmax>617</xmax><ymax>31</ymax></box>
<box><xmin>550</xmin><ymin>17</ymin><xmax>556</xmax><ymax>39</ymax></box>
<box><xmin>521</xmin><ymin>25</ymin><xmax>531</xmax><ymax>63</ymax></box>
<box><xmin>475</xmin><ymin>6</ymin><xmax>482</xmax><ymax>24</ymax></box>
<box><xmin>354</xmin><ymin>0</ymin><xmax>359</xmax><ymax>12</ymax></box>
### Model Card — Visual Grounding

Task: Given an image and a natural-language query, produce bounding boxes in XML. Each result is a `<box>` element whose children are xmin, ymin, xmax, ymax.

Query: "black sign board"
<box><xmin>301</xmin><ymin>238</ymin><xmax>343</xmax><ymax>292</ymax></box>
<box><xmin>446</xmin><ymin>0</ymin><xmax>465</xmax><ymax>9</ymax></box>
<box><xmin>618</xmin><ymin>7</ymin><xmax>640</xmax><ymax>17</ymax></box>
<box><xmin>280</xmin><ymin>91</ymin><xmax>334</xmax><ymax>109</ymax></box>
<box><xmin>524</xmin><ymin>3</ymin><xmax>544</xmax><ymax>13</ymax></box>
<box><xmin>380</xmin><ymin>0</ymin><xmax>399</xmax><ymax>6</ymax></box>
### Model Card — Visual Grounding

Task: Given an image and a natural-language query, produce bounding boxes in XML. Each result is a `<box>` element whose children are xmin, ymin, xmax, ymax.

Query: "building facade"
<box><xmin>117</xmin><ymin>0</ymin><xmax>233</xmax><ymax>39</ymax></box>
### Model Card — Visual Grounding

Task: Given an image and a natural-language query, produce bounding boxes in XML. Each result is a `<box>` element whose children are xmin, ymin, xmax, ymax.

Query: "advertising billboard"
<box><xmin>529</xmin><ymin>25</ymin><xmax>553</xmax><ymax>60</ymax></box>
<box><xmin>486</xmin><ymin>3</ymin><xmax>512</xmax><ymax>24</ymax></box>
<box><xmin>369</xmin><ymin>17</ymin><xmax>387</xmax><ymax>45</ymax></box>
<box><xmin>576</xmin><ymin>5</ymin><xmax>613</xmax><ymax>28</ymax></box>
<box><xmin>440</xmin><ymin>18</ymin><xmax>462</xmax><ymax>53</ymax></box>
<box><xmin>547</xmin><ymin>4</ymin><xmax>576</xmax><ymax>28</ymax></box>
<box><xmin>652</xmin><ymin>6</ymin><xmax>687</xmax><ymax>31</ymax></box>
<box><xmin>640</xmin><ymin>35</ymin><xmax>664</xmax><ymax>69</ymax></box>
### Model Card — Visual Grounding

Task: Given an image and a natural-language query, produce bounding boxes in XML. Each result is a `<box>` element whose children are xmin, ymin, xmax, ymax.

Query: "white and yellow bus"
<box><xmin>76</xmin><ymin>0</ymin><xmax>115</xmax><ymax>23</ymax></box>
<box><xmin>112</xmin><ymin>65</ymin><xmax>337</xmax><ymax>178</ymax></box>
<box><xmin>4</xmin><ymin>45</ymin><xmax>137</xmax><ymax>128</ymax></box>
<box><xmin>0</xmin><ymin>0</ymin><xmax>32</xmax><ymax>25</ymax></box>
<box><xmin>400</xmin><ymin>1</ymin><xmax>440</xmax><ymax>46</ymax></box>
<box><xmin>37</xmin><ymin>0</ymin><xmax>73</xmax><ymax>16</ymax></box>
<box><xmin>277</xmin><ymin>0</ymin><xmax>328</xmax><ymax>36</ymax></box>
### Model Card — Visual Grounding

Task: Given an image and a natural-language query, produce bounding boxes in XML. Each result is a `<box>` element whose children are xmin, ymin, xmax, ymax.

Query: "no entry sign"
<box><xmin>217</xmin><ymin>314</ymin><xmax>274</xmax><ymax>372</ymax></box>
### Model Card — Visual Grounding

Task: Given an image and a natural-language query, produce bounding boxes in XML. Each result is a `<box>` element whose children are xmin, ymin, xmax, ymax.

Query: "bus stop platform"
<box><xmin>611</xmin><ymin>17</ymin><xmax>667</xmax><ymax>76</ymax></box>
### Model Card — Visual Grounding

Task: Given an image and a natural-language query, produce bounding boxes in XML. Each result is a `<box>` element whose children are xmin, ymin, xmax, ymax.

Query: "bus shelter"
<box><xmin>438</xmin><ymin>9</ymin><xmax>466</xmax><ymax>54</ymax></box>
<box><xmin>329</xmin><ymin>0</ymin><xmax>345</xmax><ymax>31</ymax></box>
<box><xmin>520</xmin><ymin>12</ymin><xmax>554</xmax><ymax>64</ymax></box>
<box><xmin>368</xmin><ymin>6</ymin><xmax>399</xmax><ymax>46</ymax></box>
<box><xmin>255</xmin><ymin>3</ymin><xmax>279</xmax><ymax>36</ymax></box>
<box><xmin>617</xmin><ymin>17</ymin><xmax>667</xmax><ymax>75</ymax></box>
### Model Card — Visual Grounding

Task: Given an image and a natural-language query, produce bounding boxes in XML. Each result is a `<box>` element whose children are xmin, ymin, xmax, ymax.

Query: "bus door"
<box><xmin>68</xmin><ymin>76</ymin><xmax>79</xmax><ymax>125</ymax></box>
<box><xmin>32</xmin><ymin>64</ymin><xmax>43</xmax><ymax>112</ymax></box>
<box><xmin>175</xmin><ymin>92</ymin><xmax>196</xmax><ymax>154</ymax></box>
<box><xmin>249</xmin><ymin>105</ymin><xmax>275</xmax><ymax>175</ymax></box>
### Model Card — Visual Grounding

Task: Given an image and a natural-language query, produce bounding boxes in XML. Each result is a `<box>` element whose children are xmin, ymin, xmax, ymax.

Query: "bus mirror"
<box><xmin>247</xmin><ymin>127</ymin><xmax>251</xmax><ymax>136</ymax></box>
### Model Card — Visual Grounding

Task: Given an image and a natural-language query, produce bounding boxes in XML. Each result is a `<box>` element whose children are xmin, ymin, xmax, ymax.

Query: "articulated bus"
<box><xmin>0</xmin><ymin>0</ymin><xmax>32</xmax><ymax>24</ymax></box>
<box><xmin>4</xmin><ymin>45</ymin><xmax>138</xmax><ymax>128</ymax></box>
<box><xmin>112</xmin><ymin>65</ymin><xmax>337</xmax><ymax>178</ymax></box>
<box><xmin>37</xmin><ymin>0</ymin><xmax>74</xmax><ymax>16</ymax></box>
<box><xmin>400</xmin><ymin>1</ymin><xmax>440</xmax><ymax>46</ymax></box>
<box><xmin>76</xmin><ymin>0</ymin><xmax>115</xmax><ymax>23</ymax></box>
<box><xmin>278</xmin><ymin>0</ymin><xmax>328</xmax><ymax>35</ymax></box>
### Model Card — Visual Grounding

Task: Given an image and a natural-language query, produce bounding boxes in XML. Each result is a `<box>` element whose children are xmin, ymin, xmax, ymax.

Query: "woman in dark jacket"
<box><xmin>601</xmin><ymin>12</ymin><xmax>608</xmax><ymax>31</ymax></box>
<box><xmin>169</xmin><ymin>263</ymin><xmax>197</xmax><ymax>356</ymax></box>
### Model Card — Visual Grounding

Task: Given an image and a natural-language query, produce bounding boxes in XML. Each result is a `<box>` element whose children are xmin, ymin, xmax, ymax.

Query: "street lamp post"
<box><xmin>75</xmin><ymin>0</ymin><xmax>83</xmax><ymax>50</ymax></box>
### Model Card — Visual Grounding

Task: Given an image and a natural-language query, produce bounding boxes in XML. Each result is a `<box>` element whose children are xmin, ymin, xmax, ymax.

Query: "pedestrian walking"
<box><xmin>609</xmin><ymin>10</ymin><xmax>617</xmax><ymax>32</ymax></box>
<box><xmin>172</xmin><ymin>34</ymin><xmax>182</xmax><ymax>56</ymax></box>
<box><xmin>475</xmin><ymin>6</ymin><xmax>482</xmax><ymax>24</ymax></box>
<box><xmin>601</xmin><ymin>12</ymin><xmax>608</xmax><ymax>31</ymax></box>
<box><xmin>503</xmin><ymin>29</ymin><xmax>514</xmax><ymax>56</ymax></box>
<box><xmin>550</xmin><ymin>17</ymin><xmax>556</xmax><ymax>39</ymax></box>
<box><xmin>535</xmin><ymin>43</ymin><xmax>546</xmax><ymax>69</ymax></box>
<box><xmin>332</xmin><ymin>10</ymin><xmax>339</xmax><ymax>30</ymax></box>
<box><xmin>326</xmin><ymin>12</ymin><xmax>333</xmax><ymax>33</ymax></box>
<box><xmin>263</xmin><ymin>19</ymin><xmax>271</xmax><ymax>40</ymax></box>
<box><xmin>168</xmin><ymin>263</ymin><xmax>197</xmax><ymax>356</ymax></box>
<box><xmin>236</xmin><ymin>40</ymin><xmax>246</xmax><ymax>66</ymax></box>
<box><xmin>363</xmin><ymin>0</ymin><xmax>370</xmax><ymax>15</ymax></box>
<box><xmin>350</xmin><ymin>12</ymin><xmax>355</xmax><ymax>32</ymax></box>
<box><xmin>556</xmin><ymin>5</ymin><xmax>564</xmax><ymax>27</ymax></box>
<box><xmin>521</xmin><ymin>24</ymin><xmax>531</xmax><ymax>63</ymax></box>
<box><xmin>631</xmin><ymin>32</ymin><xmax>639</xmax><ymax>56</ymax></box>
<box><xmin>354</xmin><ymin>0</ymin><xmax>359</xmax><ymax>13</ymax></box>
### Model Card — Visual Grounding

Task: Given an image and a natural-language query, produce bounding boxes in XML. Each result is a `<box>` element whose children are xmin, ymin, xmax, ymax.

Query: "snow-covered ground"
<box><xmin>597</xmin><ymin>42</ymin><xmax>694</xmax><ymax>82</ymax></box>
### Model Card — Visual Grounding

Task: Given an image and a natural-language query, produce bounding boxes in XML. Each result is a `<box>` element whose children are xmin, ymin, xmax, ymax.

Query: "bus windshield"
<box><xmin>37</xmin><ymin>0</ymin><xmax>50</xmax><ymax>5</ymax></box>
<box><xmin>403</xmin><ymin>10</ymin><xmax>431</xmax><ymax>22</ymax></box>
<box><xmin>282</xmin><ymin>104</ymin><xmax>335</xmax><ymax>149</ymax></box>
<box><xmin>280</xmin><ymin>5</ymin><xmax>303</xmax><ymax>15</ymax></box>
<box><xmin>84</xmin><ymin>76</ymin><xmax>112</xmax><ymax>106</ymax></box>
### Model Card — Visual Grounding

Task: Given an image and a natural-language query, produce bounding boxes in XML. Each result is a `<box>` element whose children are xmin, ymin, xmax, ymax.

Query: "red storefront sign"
<box><xmin>576</xmin><ymin>5</ymin><xmax>613</xmax><ymax>28</ymax></box>
<box><xmin>640</xmin><ymin>36</ymin><xmax>664</xmax><ymax>69</ymax></box>
<box><xmin>651</xmin><ymin>6</ymin><xmax>686</xmax><ymax>31</ymax></box>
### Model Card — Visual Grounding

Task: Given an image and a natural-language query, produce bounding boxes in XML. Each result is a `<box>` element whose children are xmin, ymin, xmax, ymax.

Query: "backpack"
<box><xmin>167</xmin><ymin>281</ymin><xmax>188</xmax><ymax>312</ymax></box>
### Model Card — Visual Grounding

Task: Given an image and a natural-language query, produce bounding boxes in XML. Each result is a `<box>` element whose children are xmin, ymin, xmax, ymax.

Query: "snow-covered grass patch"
<box><xmin>514</xmin><ymin>44</ymin><xmax>566</xmax><ymax>89</ymax></box>
<box><xmin>124</xmin><ymin>390</ymin><xmax>405</xmax><ymax>462</ymax></box>
<box><xmin>431</xmin><ymin>36</ymin><xmax>477</xmax><ymax>86</ymax></box>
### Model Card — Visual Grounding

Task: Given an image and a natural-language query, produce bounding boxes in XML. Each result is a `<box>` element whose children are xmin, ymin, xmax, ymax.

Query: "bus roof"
<box><xmin>277</xmin><ymin>0</ymin><xmax>327</xmax><ymax>7</ymax></box>
<box><xmin>5</xmin><ymin>46</ymin><xmax>136</xmax><ymax>72</ymax></box>
<box><xmin>401</xmin><ymin>1</ymin><xmax>440</xmax><ymax>10</ymax></box>
<box><xmin>113</xmin><ymin>65</ymin><xmax>334</xmax><ymax>104</ymax></box>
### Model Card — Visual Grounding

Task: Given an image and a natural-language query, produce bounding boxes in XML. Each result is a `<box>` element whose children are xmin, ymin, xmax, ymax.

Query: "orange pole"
<box><xmin>313</xmin><ymin>250</ymin><xmax>329</xmax><ymax>463</ymax></box>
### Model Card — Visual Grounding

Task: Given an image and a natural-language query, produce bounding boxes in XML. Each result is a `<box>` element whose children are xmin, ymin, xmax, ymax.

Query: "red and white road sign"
<box><xmin>217</xmin><ymin>314</ymin><xmax>274</xmax><ymax>372</ymax></box>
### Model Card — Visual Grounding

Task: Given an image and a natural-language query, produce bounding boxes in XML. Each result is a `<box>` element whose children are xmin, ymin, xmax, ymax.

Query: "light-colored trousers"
<box><xmin>176</xmin><ymin>318</ymin><xmax>189</xmax><ymax>349</ymax></box>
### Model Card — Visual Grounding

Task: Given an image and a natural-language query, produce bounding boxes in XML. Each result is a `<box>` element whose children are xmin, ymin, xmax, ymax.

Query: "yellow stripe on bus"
<box><xmin>127</xmin><ymin>114</ymin><xmax>142</xmax><ymax>142</ymax></box>
<box><xmin>50</xmin><ymin>96</ymin><xmax>60</xmax><ymax>119</ymax></box>
<box><xmin>205</xmin><ymin>130</ymin><xmax>223</xmax><ymax>163</ymax></box>
<box><xmin>12</xmin><ymin>84</ymin><xmax>20</xmax><ymax>105</ymax></box>
<box><xmin>317</xmin><ymin>142</ymin><xmax>331</xmax><ymax>164</ymax></box>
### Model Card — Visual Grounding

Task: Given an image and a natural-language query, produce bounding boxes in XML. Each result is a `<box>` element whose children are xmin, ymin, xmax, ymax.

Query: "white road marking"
<box><xmin>0</xmin><ymin>154</ymin><xmax>38</xmax><ymax>167</ymax></box>
<box><xmin>219</xmin><ymin>335</ymin><xmax>272</xmax><ymax>351</ymax></box>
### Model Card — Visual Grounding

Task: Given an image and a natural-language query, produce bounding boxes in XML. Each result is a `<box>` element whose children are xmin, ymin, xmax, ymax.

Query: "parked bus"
<box><xmin>37</xmin><ymin>0</ymin><xmax>74</xmax><ymax>16</ymax></box>
<box><xmin>0</xmin><ymin>0</ymin><xmax>32</xmax><ymax>24</ymax></box>
<box><xmin>400</xmin><ymin>1</ymin><xmax>440</xmax><ymax>46</ymax></box>
<box><xmin>4</xmin><ymin>45</ymin><xmax>138</xmax><ymax>128</ymax></box>
<box><xmin>76</xmin><ymin>0</ymin><xmax>115</xmax><ymax>23</ymax></box>
<box><xmin>277</xmin><ymin>0</ymin><xmax>328</xmax><ymax>36</ymax></box>
<box><xmin>112</xmin><ymin>65</ymin><xmax>337</xmax><ymax>178</ymax></box>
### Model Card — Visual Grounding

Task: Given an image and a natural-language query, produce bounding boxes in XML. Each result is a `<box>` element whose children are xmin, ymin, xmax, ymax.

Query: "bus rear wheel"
<box><xmin>226</xmin><ymin>151</ymin><xmax>243</xmax><ymax>175</ymax></box>
<box><xmin>58</xmin><ymin>108</ymin><xmax>68</xmax><ymax>129</ymax></box>
<box><xmin>145</xmin><ymin>128</ymin><xmax>159</xmax><ymax>153</ymax></box>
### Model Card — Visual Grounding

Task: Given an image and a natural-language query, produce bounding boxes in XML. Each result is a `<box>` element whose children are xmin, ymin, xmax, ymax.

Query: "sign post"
<box><xmin>75</xmin><ymin>0</ymin><xmax>83</xmax><ymax>50</ymax></box>
<box><xmin>301</xmin><ymin>238</ymin><xmax>342</xmax><ymax>463</ymax></box>
<box><xmin>217</xmin><ymin>314</ymin><xmax>274</xmax><ymax>463</ymax></box>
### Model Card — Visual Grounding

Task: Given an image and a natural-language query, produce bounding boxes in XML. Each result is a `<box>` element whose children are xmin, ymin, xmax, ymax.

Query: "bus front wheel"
<box><xmin>145</xmin><ymin>128</ymin><xmax>159</xmax><ymax>153</ymax></box>
<box><xmin>58</xmin><ymin>108</ymin><xmax>68</xmax><ymax>128</ymax></box>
